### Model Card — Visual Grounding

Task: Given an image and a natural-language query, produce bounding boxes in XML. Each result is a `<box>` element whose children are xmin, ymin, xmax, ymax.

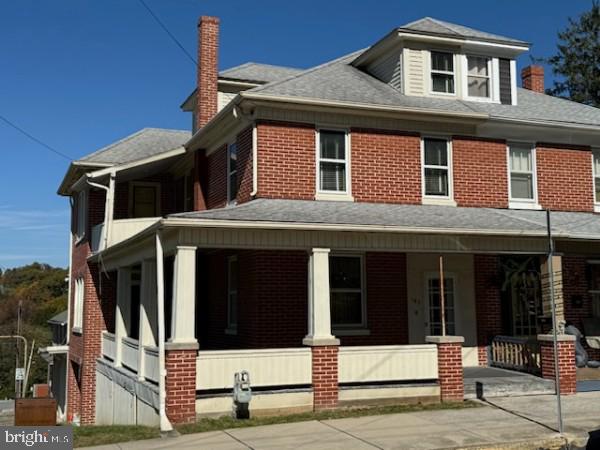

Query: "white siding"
<box><xmin>403</xmin><ymin>48</ymin><xmax>425</xmax><ymax>96</ymax></box>
<box><xmin>218</xmin><ymin>91</ymin><xmax>237</xmax><ymax>112</ymax></box>
<box><xmin>366</xmin><ymin>49</ymin><xmax>403</xmax><ymax>91</ymax></box>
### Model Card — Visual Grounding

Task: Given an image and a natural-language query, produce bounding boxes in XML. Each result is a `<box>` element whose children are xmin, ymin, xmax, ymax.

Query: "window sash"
<box><xmin>76</xmin><ymin>191</ymin><xmax>86</xmax><ymax>238</ymax></box>
<box><xmin>329</xmin><ymin>255</ymin><xmax>364</xmax><ymax>328</ymax></box>
<box><xmin>318</xmin><ymin>130</ymin><xmax>348</xmax><ymax>193</ymax></box>
<box><xmin>593</xmin><ymin>151</ymin><xmax>600</xmax><ymax>203</ymax></box>
<box><xmin>431</xmin><ymin>52</ymin><xmax>455</xmax><ymax>94</ymax></box>
<box><xmin>509</xmin><ymin>146</ymin><xmax>535</xmax><ymax>201</ymax></box>
<box><xmin>228</xmin><ymin>143</ymin><xmax>238</xmax><ymax>203</ymax></box>
<box><xmin>423</xmin><ymin>139</ymin><xmax>450</xmax><ymax>197</ymax></box>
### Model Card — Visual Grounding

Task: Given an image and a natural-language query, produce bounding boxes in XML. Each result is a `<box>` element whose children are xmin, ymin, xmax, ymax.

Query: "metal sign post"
<box><xmin>546</xmin><ymin>209</ymin><xmax>564</xmax><ymax>435</ymax></box>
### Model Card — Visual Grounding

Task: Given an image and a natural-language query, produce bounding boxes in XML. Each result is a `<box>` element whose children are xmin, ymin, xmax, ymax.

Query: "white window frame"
<box><xmin>227</xmin><ymin>142</ymin><xmax>238</xmax><ymax>205</ymax></box>
<box><xmin>75</xmin><ymin>190</ymin><xmax>87</xmax><ymax>241</ymax></box>
<box><xmin>421</xmin><ymin>136</ymin><xmax>456</xmax><ymax>206</ymax></box>
<box><xmin>73</xmin><ymin>277</ymin><xmax>84</xmax><ymax>333</ymax></box>
<box><xmin>315</xmin><ymin>128</ymin><xmax>353</xmax><ymax>201</ymax></box>
<box><xmin>464</xmin><ymin>54</ymin><xmax>493</xmax><ymax>101</ymax></box>
<box><xmin>330</xmin><ymin>253</ymin><xmax>368</xmax><ymax>335</ymax></box>
<box><xmin>429</xmin><ymin>50</ymin><xmax>457</xmax><ymax>96</ymax></box>
<box><xmin>226</xmin><ymin>255</ymin><xmax>238</xmax><ymax>334</ymax></box>
<box><xmin>128</xmin><ymin>181</ymin><xmax>161</xmax><ymax>218</ymax></box>
<box><xmin>507</xmin><ymin>143</ymin><xmax>541</xmax><ymax>210</ymax></box>
<box><xmin>592</xmin><ymin>149</ymin><xmax>600</xmax><ymax>213</ymax></box>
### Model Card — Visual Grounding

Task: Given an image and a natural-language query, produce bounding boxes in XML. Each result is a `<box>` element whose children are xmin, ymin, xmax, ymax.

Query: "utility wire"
<box><xmin>136</xmin><ymin>0</ymin><xmax>197</xmax><ymax>67</ymax></box>
<box><xmin>0</xmin><ymin>114</ymin><xmax>73</xmax><ymax>161</ymax></box>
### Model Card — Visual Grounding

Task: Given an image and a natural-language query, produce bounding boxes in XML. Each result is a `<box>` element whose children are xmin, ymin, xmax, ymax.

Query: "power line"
<box><xmin>0</xmin><ymin>114</ymin><xmax>73</xmax><ymax>162</ymax></box>
<box><xmin>136</xmin><ymin>0</ymin><xmax>197</xmax><ymax>67</ymax></box>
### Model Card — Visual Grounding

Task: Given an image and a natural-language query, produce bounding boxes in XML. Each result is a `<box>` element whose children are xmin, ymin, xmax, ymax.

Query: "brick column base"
<box><xmin>165</xmin><ymin>344</ymin><xmax>198</xmax><ymax>424</ymax></box>
<box><xmin>538</xmin><ymin>335</ymin><xmax>576</xmax><ymax>395</ymax></box>
<box><xmin>311</xmin><ymin>345</ymin><xmax>339</xmax><ymax>410</ymax></box>
<box><xmin>426</xmin><ymin>336</ymin><xmax>464</xmax><ymax>402</ymax></box>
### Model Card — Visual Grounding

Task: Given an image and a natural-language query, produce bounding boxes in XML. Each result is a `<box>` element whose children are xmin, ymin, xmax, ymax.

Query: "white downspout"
<box><xmin>86</xmin><ymin>171</ymin><xmax>115</xmax><ymax>251</ymax></box>
<box><xmin>64</xmin><ymin>198</ymin><xmax>74</xmax><ymax>422</ymax></box>
<box><xmin>155</xmin><ymin>231</ymin><xmax>173</xmax><ymax>433</ymax></box>
<box><xmin>250</xmin><ymin>123</ymin><xmax>258</xmax><ymax>197</ymax></box>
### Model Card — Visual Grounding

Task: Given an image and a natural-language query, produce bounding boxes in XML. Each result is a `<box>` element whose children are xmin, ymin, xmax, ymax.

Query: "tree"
<box><xmin>546</xmin><ymin>2</ymin><xmax>600</xmax><ymax>107</ymax></box>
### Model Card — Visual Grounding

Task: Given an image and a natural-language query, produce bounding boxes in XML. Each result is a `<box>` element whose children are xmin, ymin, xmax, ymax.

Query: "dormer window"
<box><xmin>467</xmin><ymin>56</ymin><xmax>491</xmax><ymax>98</ymax></box>
<box><xmin>430</xmin><ymin>51</ymin><xmax>455</xmax><ymax>94</ymax></box>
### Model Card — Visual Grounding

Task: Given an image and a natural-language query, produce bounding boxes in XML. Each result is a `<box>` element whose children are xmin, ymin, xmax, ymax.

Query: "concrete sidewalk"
<box><xmin>84</xmin><ymin>392</ymin><xmax>600</xmax><ymax>450</ymax></box>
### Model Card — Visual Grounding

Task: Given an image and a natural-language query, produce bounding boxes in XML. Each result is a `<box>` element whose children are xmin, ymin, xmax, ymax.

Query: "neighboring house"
<box><xmin>39</xmin><ymin>310</ymin><xmax>69</xmax><ymax>422</ymax></box>
<box><xmin>57</xmin><ymin>16</ymin><xmax>600</xmax><ymax>427</ymax></box>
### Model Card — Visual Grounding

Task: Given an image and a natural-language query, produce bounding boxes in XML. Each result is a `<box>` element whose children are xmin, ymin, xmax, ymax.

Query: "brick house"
<box><xmin>57</xmin><ymin>16</ymin><xmax>600</xmax><ymax>428</ymax></box>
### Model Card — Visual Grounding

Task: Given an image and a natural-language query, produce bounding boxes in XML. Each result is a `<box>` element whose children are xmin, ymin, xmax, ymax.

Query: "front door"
<box><xmin>425</xmin><ymin>275</ymin><xmax>456</xmax><ymax>336</ymax></box>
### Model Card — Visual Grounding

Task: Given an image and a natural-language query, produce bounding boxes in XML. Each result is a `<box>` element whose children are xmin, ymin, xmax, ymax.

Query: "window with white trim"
<box><xmin>227</xmin><ymin>256</ymin><xmax>238</xmax><ymax>331</ymax></box>
<box><xmin>75</xmin><ymin>190</ymin><xmax>87</xmax><ymax>239</ymax></box>
<box><xmin>73</xmin><ymin>278</ymin><xmax>84</xmax><ymax>331</ymax></box>
<box><xmin>509</xmin><ymin>144</ymin><xmax>536</xmax><ymax>203</ymax></box>
<box><xmin>422</xmin><ymin>138</ymin><xmax>451</xmax><ymax>198</ymax></box>
<box><xmin>593</xmin><ymin>150</ymin><xmax>600</xmax><ymax>206</ymax></box>
<box><xmin>329</xmin><ymin>255</ymin><xmax>365</xmax><ymax>329</ymax></box>
<box><xmin>467</xmin><ymin>56</ymin><xmax>491</xmax><ymax>98</ymax></box>
<box><xmin>430</xmin><ymin>51</ymin><xmax>455</xmax><ymax>94</ymax></box>
<box><xmin>318</xmin><ymin>130</ymin><xmax>348</xmax><ymax>193</ymax></box>
<box><xmin>227</xmin><ymin>143</ymin><xmax>238</xmax><ymax>204</ymax></box>
<box><xmin>426</xmin><ymin>275</ymin><xmax>456</xmax><ymax>336</ymax></box>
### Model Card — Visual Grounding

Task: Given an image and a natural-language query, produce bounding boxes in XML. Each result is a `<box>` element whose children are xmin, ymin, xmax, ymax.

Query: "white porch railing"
<box><xmin>143</xmin><ymin>346</ymin><xmax>159</xmax><ymax>383</ymax></box>
<box><xmin>196</xmin><ymin>348</ymin><xmax>312</xmax><ymax>390</ymax></box>
<box><xmin>101</xmin><ymin>331</ymin><xmax>116</xmax><ymax>361</ymax></box>
<box><xmin>121</xmin><ymin>337</ymin><xmax>139</xmax><ymax>373</ymax></box>
<box><xmin>338</xmin><ymin>345</ymin><xmax>438</xmax><ymax>384</ymax></box>
<box><xmin>91</xmin><ymin>217</ymin><xmax>160</xmax><ymax>253</ymax></box>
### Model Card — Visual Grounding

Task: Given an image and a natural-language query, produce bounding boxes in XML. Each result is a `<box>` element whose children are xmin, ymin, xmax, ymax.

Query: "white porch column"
<box><xmin>169</xmin><ymin>246</ymin><xmax>198</xmax><ymax>346</ymax></box>
<box><xmin>114</xmin><ymin>267</ymin><xmax>131</xmax><ymax>367</ymax></box>
<box><xmin>303</xmin><ymin>248</ymin><xmax>339</xmax><ymax>346</ymax></box>
<box><xmin>138</xmin><ymin>259</ymin><xmax>158</xmax><ymax>380</ymax></box>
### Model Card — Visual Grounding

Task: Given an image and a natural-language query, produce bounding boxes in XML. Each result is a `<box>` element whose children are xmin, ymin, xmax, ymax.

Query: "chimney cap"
<box><xmin>521</xmin><ymin>65</ymin><xmax>544</xmax><ymax>76</ymax></box>
<box><xmin>198</xmin><ymin>16</ymin><xmax>220</xmax><ymax>26</ymax></box>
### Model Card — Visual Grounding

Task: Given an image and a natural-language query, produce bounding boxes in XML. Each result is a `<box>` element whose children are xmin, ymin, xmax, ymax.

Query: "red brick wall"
<box><xmin>236</xmin><ymin>126</ymin><xmax>254</xmax><ymax>204</ymax></box>
<box><xmin>311</xmin><ymin>346</ymin><xmax>338</xmax><ymax>410</ymax></box>
<box><xmin>196</xmin><ymin>16</ymin><xmax>219</xmax><ymax>130</ymax></box>
<box><xmin>256</xmin><ymin>121</ymin><xmax>316</xmax><ymax>200</ymax></box>
<box><xmin>205</xmin><ymin>144</ymin><xmax>228</xmax><ymax>209</ymax></box>
<box><xmin>435</xmin><ymin>342</ymin><xmax>464</xmax><ymax>401</ymax></box>
<box><xmin>540</xmin><ymin>339</ymin><xmax>576</xmax><ymax>395</ymax></box>
<box><xmin>474</xmin><ymin>255</ymin><xmax>502</xmax><ymax>365</ymax></box>
<box><xmin>351</xmin><ymin>129</ymin><xmax>421</xmax><ymax>204</ymax></box>
<box><xmin>522</xmin><ymin>66</ymin><xmax>545</xmax><ymax>93</ymax></box>
<box><xmin>453</xmin><ymin>137</ymin><xmax>508</xmax><ymax>208</ymax></box>
<box><xmin>165</xmin><ymin>349</ymin><xmax>197</xmax><ymax>423</ymax></box>
<box><xmin>536</xmin><ymin>145</ymin><xmax>593</xmax><ymax>212</ymax></box>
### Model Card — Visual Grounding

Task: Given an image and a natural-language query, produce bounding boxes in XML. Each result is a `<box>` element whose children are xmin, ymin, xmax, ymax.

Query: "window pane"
<box><xmin>596</xmin><ymin>177</ymin><xmax>600</xmax><ymax>201</ymax></box>
<box><xmin>320</xmin><ymin>131</ymin><xmax>345</xmax><ymax>160</ymax></box>
<box><xmin>432</xmin><ymin>74</ymin><xmax>455</xmax><ymax>94</ymax></box>
<box><xmin>330</xmin><ymin>256</ymin><xmax>361</xmax><ymax>289</ymax></box>
<box><xmin>425</xmin><ymin>168</ymin><xmax>449</xmax><ymax>196</ymax></box>
<box><xmin>594</xmin><ymin>152</ymin><xmax>600</xmax><ymax>175</ymax></box>
<box><xmin>229</xmin><ymin>144</ymin><xmax>237</xmax><ymax>172</ymax></box>
<box><xmin>431</xmin><ymin>52</ymin><xmax>453</xmax><ymax>72</ymax></box>
<box><xmin>331</xmin><ymin>292</ymin><xmax>362</xmax><ymax>325</ymax></box>
<box><xmin>589</xmin><ymin>265</ymin><xmax>600</xmax><ymax>291</ymax></box>
<box><xmin>468</xmin><ymin>77</ymin><xmax>489</xmax><ymax>97</ymax></box>
<box><xmin>229</xmin><ymin>172</ymin><xmax>238</xmax><ymax>200</ymax></box>
<box><xmin>510</xmin><ymin>148</ymin><xmax>532</xmax><ymax>172</ymax></box>
<box><xmin>511</xmin><ymin>173</ymin><xmax>534</xmax><ymax>199</ymax></box>
<box><xmin>468</xmin><ymin>57</ymin><xmax>489</xmax><ymax>76</ymax></box>
<box><xmin>320</xmin><ymin>162</ymin><xmax>346</xmax><ymax>191</ymax></box>
<box><xmin>424</xmin><ymin>139</ymin><xmax>448</xmax><ymax>166</ymax></box>
<box><xmin>133</xmin><ymin>186</ymin><xmax>157</xmax><ymax>217</ymax></box>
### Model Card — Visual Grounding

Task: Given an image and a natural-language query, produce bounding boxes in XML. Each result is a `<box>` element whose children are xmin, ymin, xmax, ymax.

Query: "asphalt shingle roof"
<box><xmin>399</xmin><ymin>17</ymin><xmax>529</xmax><ymax>46</ymax></box>
<box><xmin>170</xmin><ymin>198</ymin><xmax>600</xmax><ymax>240</ymax></box>
<box><xmin>48</xmin><ymin>310</ymin><xmax>68</xmax><ymax>325</ymax></box>
<box><xmin>78</xmin><ymin>128</ymin><xmax>190</xmax><ymax>165</ymax></box>
<box><xmin>219</xmin><ymin>62</ymin><xmax>303</xmax><ymax>83</ymax></box>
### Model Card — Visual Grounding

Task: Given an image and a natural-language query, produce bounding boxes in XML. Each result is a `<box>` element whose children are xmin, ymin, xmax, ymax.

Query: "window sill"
<box><xmin>333</xmin><ymin>328</ymin><xmax>370</xmax><ymax>336</ymax></box>
<box><xmin>315</xmin><ymin>192</ymin><xmax>354</xmax><ymax>202</ymax></box>
<box><xmin>224</xmin><ymin>327</ymin><xmax>238</xmax><ymax>335</ymax></box>
<box><xmin>72</xmin><ymin>327</ymin><xmax>82</xmax><ymax>336</ymax></box>
<box><xmin>422</xmin><ymin>197</ymin><xmax>457</xmax><ymax>207</ymax></box>
<box><xmin>509</xmin><ymin>201</ymin><xmax>542</xmax><ymax>210</ymax></box>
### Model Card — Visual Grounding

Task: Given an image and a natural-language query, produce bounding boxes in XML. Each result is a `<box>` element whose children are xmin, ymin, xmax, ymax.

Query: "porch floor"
<box><xmin>464</xmin><ymin>367</ymin><xmax>555</xmax><ymax>399</ymax></box>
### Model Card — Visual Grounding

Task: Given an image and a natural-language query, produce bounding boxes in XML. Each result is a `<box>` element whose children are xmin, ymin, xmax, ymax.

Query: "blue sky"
<box><xmin>0</xmin><ymin>0</ymin><xmax>593</xmax><ymax>269</ymax></box>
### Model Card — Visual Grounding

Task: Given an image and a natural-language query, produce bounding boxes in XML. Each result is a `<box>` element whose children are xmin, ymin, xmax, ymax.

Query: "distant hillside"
<box><xmin>0</xmin><ymin>263</ymin><xmax>68</xmax><ymax>398</ymax></box>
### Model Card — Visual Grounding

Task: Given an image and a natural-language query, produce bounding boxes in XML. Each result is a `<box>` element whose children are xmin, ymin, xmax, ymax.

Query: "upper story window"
<box><xmin>330</xmin><ymin>255</ymin><xmax>365</xmax><ymax>330</ymax></box>
<box><xmin>227</xmin><ymin>143</ymin><xmax>238</xmax><ymax>204</ymax></box>
<box><xmin>593</xmin><ymin>150</ymin><xmax>600</xmax><ymax>212</ymax></box>
<box><xmin>73</xmin><ymin>277</ymin><xmax>84</xmax><ymax>331</ymax></box>
<box><xmin>508</xmin><ymin>144</ymin><xmax>539</xmax><ymax>209</ymax></box>
<box><xmin>430</xmin><ymin>51</ymin><xmax>455</xmax><ymax>94</ymax></box>
<box><xmin>422</xmin><ymin>138</ymin><xmax>452</xmax><ymax>199</ymax></box>
<box><xmin>467</xmin><ymin>56</ymin><xmax>491</xmax><ymax>98</ymax></box>
<box><xmin>75</xmin><ymin>190</ymin><xmax>87</xmax><ymax>240</ymax></box>
<box><xmin>317</xmin><ymin>129</ymin><xmax>350</xmax><ymax>195</ymax></box>
<box><xmin>227</xmin><ymin>255</ymin><xmax>238</xmax><ymax>333</ymax></box>
<box><xmin>130</xmin><ymin>182</ymin><xmax>160</xmax><ymax>218</ymax></box>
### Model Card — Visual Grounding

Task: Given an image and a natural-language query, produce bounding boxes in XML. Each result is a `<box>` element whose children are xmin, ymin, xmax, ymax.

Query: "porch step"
<box><xmin>463</xmin><ymin>367</ymin><xmax>555</xmax><ymax>399</ymax></box>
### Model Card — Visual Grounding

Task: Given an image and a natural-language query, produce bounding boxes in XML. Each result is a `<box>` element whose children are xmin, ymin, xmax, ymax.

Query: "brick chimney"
<box><xmin>521</xmin><ymin>65</ymin><xmax>544</xmax><ymax>93</ymax></box>
<box><xmin>196</xmin><ymin>16</ymin><xmax>220</xmax><ymax>130</ymax></box>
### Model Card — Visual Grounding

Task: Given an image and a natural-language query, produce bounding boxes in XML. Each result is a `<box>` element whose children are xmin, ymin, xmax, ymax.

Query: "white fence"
<box><xmin>101</xmin><ymin>332</ymin><xmax>116</xmax><ymax>361</ymax></box>
<box><xmin>143</xmin><ymin>346</ymin><xmax>159</xmax><ymax>383</ymax></box>
<box><xmin>338</xmin><ymin>345</ymin><xmax>438</xmax><ymax>384</ymax></box>
<box><xmin>196</xmin><ymin>348</ymin><xmax>312</xmax><ymax>390</ymax></box>
<box><xmin>121</xmin><ymin>337</ymin><xmax>139</xmax><ymax>373</ymax></box>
